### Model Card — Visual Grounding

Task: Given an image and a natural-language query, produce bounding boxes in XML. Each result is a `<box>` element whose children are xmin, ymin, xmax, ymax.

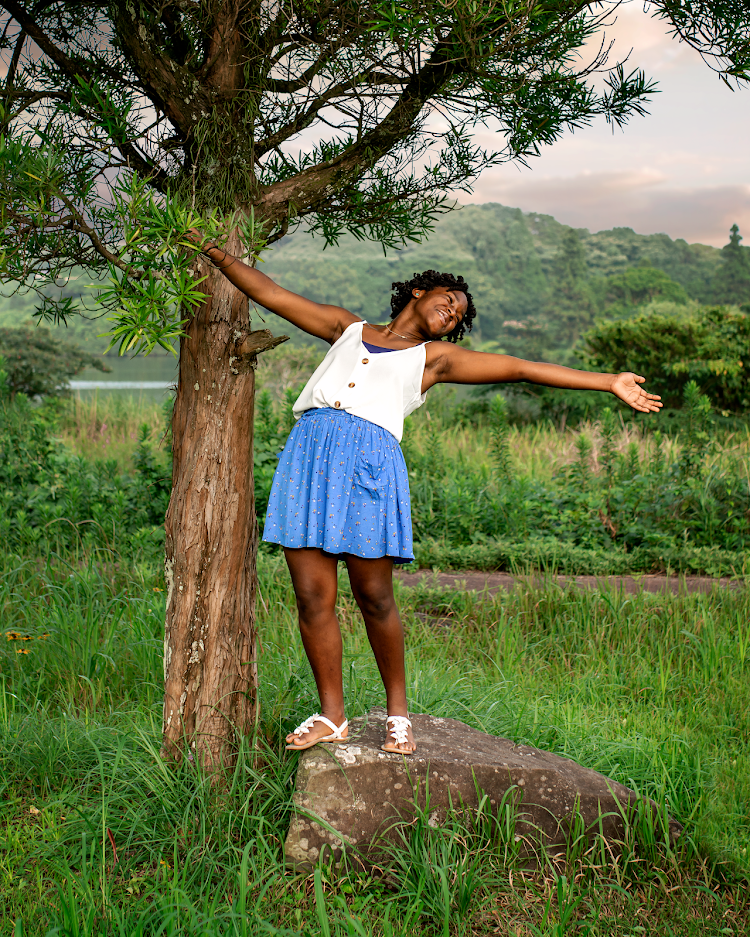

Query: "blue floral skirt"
<box><xmin>262</xmin><ymin>407</ymin><xmax>414</xmax><ymax>563</ymax></box>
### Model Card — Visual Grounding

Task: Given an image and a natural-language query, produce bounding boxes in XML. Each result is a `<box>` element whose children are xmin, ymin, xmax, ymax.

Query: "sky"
<box><xmin>458</xmin><ymin>2</ymin><xmax>750</xmax><ymax>247</ymax></box>
<box><xmin>3</xmin><ymin>3</ymin><xmax>746</xmax><ymax>248</ymax></box>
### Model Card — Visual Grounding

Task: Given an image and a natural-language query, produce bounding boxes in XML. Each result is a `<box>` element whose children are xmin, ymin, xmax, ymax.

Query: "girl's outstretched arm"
<box><xmin>195</xmin><ymin>239</ymin><xmax>359</xmax><ymax>344</ymax></box>
<box><xmin>427</xmin><ymin>346</ymin><xmax>662</xmax><ymax>413</ymax></box>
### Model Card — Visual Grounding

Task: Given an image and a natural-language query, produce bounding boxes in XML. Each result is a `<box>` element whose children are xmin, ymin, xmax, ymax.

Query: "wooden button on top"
<box><xmin>362</xmin><ymin>358</ymin><xmax>369</xmax><ymax>364</ymax></box>
<box><xmin>334</xmin><ymin>401</ymin><xmax>341</xmax><ymax>408</ymax></box>
<box><xmin>348</xmin><ymin>382</ymin><xmax>355</xmax><ymax>388</ymax></box>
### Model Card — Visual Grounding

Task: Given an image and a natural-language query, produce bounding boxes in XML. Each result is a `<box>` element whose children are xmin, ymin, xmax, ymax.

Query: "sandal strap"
<box><xmin>292</xmin><ymin>713</ymin><xmax>321</xmax><ymax>737</ymax></box>
<box><xmin>292</xmin><ymin>713</ymin><xmax>348</xmax><ymax>739</ymax></box>
<box><xmin>322</xmin><ymin>716</ymin><xmax>348</xmax><ymax>739</ymax></box>
<box><xmin>385</xmin><ymin>715</ymin><xmax>412</xmax><ymax>745</ymax></box>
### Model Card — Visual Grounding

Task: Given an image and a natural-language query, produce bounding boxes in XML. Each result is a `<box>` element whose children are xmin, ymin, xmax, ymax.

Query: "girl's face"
<box><xmin>412</xmin><ymin>286</ymin><xmax>467</xmax><ymax>338</ymax></box>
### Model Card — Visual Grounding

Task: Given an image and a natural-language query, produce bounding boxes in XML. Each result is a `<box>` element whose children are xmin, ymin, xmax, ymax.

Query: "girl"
<box><xmin>197</xmin><ymin>241</ymin><xmax>662</xmax><ymax>755</ymax></box>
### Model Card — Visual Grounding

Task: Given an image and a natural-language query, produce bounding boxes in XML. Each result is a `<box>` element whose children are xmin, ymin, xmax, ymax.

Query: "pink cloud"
<box><xmin>461</xmin><ymin>171</ymin><xmax>750</xmax><ymax>246</ymax></box>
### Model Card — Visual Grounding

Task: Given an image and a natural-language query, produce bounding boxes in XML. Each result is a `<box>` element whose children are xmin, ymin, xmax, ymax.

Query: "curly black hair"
<box><xmin>390</xmin><ymin>270</ymin><xmax>476</xmax><ymax>343</ymax></box>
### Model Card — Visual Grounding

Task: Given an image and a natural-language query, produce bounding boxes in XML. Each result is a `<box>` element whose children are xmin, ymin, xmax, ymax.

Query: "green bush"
<box><xmin>592</xmin><ymin>264</ymin><xmax>690</xmax><ymax>319</ymax></box>
<box><xmin>0</xmin><ymin>325</ymin><xmax>111</xmax><ymax>399</ymax></box>
<box><xmin>581</xmin><ymin>304</ymin><xmax>750</xmax><ymax>412</ymax></box>
<box><xmin>0</xmin><ymin>395</ymin><xmax>169</xmax><ymax>560</ymax></box>
<box><xmin>397</xmin><ymin>383</ymin><xmax>749</xmax><ymax>575</ymax></box>
<box><xmin>415</xmin><ymin>537</ymin><xmax>746</xmax><ymax>577</ymax></box>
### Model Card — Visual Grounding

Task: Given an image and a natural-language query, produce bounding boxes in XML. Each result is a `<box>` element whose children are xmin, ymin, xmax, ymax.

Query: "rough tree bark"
<box><xmin>162</xmin><ymin>230</ymin><xmax>287</xmax><ymax>766</ymax></box>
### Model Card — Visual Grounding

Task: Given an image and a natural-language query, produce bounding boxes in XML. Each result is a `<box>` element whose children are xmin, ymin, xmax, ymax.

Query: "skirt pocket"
<box><xmin>354</xmin><ymin>454</ymin><xmax>388</xmax><ymax>498</ymax></box>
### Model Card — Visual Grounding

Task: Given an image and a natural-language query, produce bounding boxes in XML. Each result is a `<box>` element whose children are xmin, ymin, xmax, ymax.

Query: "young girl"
<box><xmin>198</xmin><ymin>241</ymin><xmax>662</xmax><ymax>755</ymax></box>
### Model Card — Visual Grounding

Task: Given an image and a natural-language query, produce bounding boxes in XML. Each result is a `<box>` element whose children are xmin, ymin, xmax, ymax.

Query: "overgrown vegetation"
<box><xmin>1</xmin><ymin>552</ymin><xmax>748</xmax><ymax>934</ymax></box>
<box><xmin>0</xmin><ymin>394</ymin><xmax>170</xmax><ymax>565</ymax></box>
<box><xmin>3</xmin><ymin>368</ymin><xmax>749</xmax><ymax>578</ymax></box>
<box><xmin>1</xmin><ymin>361</ymin><xmax>748</xmax><ymax>935</ymax></box>
<box><xmin>581</xmin><ymin>303</ymin><xmax>750</xmax><ymax>412</ymax></box>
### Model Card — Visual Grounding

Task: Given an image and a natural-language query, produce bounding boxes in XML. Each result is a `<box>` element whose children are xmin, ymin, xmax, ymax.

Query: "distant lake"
<box><xmin>73</xmin><ymin>354</ymin><xmax>178</xmax><ymax>399</ymax></box>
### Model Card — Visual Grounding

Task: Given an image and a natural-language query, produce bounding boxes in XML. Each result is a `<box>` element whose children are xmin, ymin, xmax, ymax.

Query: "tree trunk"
<box><xmin>161</xmin><ymin>231</ymin><xmax>284</xmax><ymax>768</ymax></box>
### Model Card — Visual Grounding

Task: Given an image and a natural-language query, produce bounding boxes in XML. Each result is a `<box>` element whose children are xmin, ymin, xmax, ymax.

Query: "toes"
<box><xmin>385</xmin><ymin>732</ymin><xmax>416</xmax><ymax>753</ymax></box>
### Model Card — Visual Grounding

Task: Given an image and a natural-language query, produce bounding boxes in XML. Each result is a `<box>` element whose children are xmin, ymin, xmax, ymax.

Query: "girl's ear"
<box><xmin>412</xmin><ymin>288</ymin><xmax>422</xmax><ymax>298</ymax></box>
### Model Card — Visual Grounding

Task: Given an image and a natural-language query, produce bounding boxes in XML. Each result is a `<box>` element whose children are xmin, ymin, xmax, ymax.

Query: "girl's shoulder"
<box><xmin>329</xmin><ymin>317</ymin><xmax>365</xmax><ymax>346</ymax></box>
<box><xmin>424</xmin><ymin>339</ymin><xmax>459</xmax><ymax>362</ymax></box>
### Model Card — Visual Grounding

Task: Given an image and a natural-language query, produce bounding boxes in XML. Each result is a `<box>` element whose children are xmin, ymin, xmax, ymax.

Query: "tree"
<box><xmin>713</xmin><ymin>224</ymin><xmax>750</xmax><ymax>305</ymax></box>
<box><xmin>549</xmin><ymin>228</ymin><xmax>596</xmax><ymax>351</ymax></box>
<box><xmin>597</xmin><ymin>262</ymin><xmax>689</xmax><ymax>316</ymax></box>
<box><xmin>0</xmin><ymin>1</ymin><xmax>748</xmax><ymax>767</ymax></box>
<box><xmin>581</xmin><ymin>304</ymin><xmax>750</xmax><ymax>412</ymax></box>
<box><xmin>528</xmin><ymin>227</ymin><xmax>596</xmax><ymax>362</ymax></box>
<box><xmin>0</xmin><ymin>325</ymin><xmax>110</xmax><ymax>399</ymax></box>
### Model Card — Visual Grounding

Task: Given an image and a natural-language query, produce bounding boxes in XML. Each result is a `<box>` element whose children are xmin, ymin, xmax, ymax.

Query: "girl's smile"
<box><xmin>412</xmin><ymin>286</ymin><xmax>467</xmax><ymax>338</ymax></box>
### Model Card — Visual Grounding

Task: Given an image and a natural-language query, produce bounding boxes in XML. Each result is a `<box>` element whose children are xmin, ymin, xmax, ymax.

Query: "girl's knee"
<box><xmin>354</xmin><ymin>585</ymin><xmax>396</xmax><ymax>621</ymax></box>
<box><xmin>294</xmin><ymin>581</ymin><xmax>336</xmax><ymax>621</ymax></box>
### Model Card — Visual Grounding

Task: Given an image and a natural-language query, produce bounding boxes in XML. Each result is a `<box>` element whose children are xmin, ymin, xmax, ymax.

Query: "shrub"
<box><xmin>0</xmin><ymin>325</ymin><xmax>111</xmax><ymax>399</ymax></box>
<box><xmin>581</xmin><ymin>304</ymin><xmax>750</xmax><ymax>412</ymax></box>
<box><xmin>400</xmin><ymin>383</ymin><xmax>749</xmax><ymax>574</ymax></box>
<box><xmin>0</xmin><ymin>395</ymin><xmax>169</xmax><ymax>560</ymax></box>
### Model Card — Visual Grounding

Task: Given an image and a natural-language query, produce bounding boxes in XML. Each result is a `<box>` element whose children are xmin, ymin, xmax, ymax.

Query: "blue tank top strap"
<box><xmin>362</xmin><ymin>340</ymin><xmax>396</xmax><ymax>354</ymax></box>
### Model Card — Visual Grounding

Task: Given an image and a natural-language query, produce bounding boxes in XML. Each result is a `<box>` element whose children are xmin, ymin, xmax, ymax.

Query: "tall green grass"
<box><xmin>56</xmin><ymin>393</ymin><xmax>170</xmax><ymax>472</ymax></box>
<box><xmin>1</xmin><ymin>552</ymin><xmax>748</xmax><ymax>935</ymax></box>
<box><xmin>5</xmin><ymin>380</ymin><xmax>749</xmax><ymax>574</ymax></box>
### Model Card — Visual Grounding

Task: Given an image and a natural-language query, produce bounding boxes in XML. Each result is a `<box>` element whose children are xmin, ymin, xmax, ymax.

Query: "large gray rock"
<box><xmin>285</xmin><ymin>709</ymin><xmax>681</xmax><ymax>868</ymax></box>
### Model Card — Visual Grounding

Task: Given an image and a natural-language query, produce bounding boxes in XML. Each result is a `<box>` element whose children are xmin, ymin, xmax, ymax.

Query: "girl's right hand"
<box><xmin>185</xmin><ymin>227</ymin><xmax>210</xmax><ymax>249</ymax></box>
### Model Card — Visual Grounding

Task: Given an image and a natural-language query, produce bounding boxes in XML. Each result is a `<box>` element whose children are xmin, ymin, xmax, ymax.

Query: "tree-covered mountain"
<box><xmin>261</xmin><ymin>203</ymin><xmax>744</xmax><ymax>360</ymax></box>
<box><xmin>2</xmin><ymin>203</ymin><xmax>747</xmax><ymax>362</ymax></box>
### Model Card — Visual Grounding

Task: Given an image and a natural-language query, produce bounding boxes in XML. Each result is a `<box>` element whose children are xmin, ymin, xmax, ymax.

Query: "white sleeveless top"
<box><xmin>292</xmin><ymin>321</ymin><xmax>427</xmax><ymax>442</ymax></box>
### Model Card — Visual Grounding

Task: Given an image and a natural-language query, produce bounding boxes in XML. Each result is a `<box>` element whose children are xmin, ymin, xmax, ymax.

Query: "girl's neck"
<box><xmin>363</xmin><ymin>319</ymin><xmax>422</xmax><ymax>348</ymax></box>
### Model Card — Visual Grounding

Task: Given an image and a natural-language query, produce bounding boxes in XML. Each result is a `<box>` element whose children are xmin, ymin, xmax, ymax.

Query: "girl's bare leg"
<box><xmin>345</xmin><ymin>554</ymin><xmax>416</xmax><ymax>753</ymax></box>
<box><xmin>283</xmin><ymin>547</ymin><xmax>348</xmax><ymax>745</ymax></box>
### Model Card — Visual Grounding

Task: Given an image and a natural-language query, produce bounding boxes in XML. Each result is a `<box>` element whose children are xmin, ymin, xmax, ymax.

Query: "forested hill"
<box><xmin>262</xmin><ymin>203</ymin><xmax>740</xmax><ymax>359</ymax></box>
<box><xmin>1</xmin><ymin>202</ymin><xmax>746</xmax><ymax>361</ymax></box>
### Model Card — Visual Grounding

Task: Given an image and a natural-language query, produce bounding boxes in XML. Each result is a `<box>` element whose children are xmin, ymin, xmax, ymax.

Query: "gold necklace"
<box><xmin>384</xmin><ymin>323</ymin><xmax>417</xmax><ymax>342</ymax></box>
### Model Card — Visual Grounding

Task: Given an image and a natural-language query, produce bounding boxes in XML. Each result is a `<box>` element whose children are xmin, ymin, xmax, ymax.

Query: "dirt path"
<box><xmin>395</xmin><ymin>569</ymin><xmax>745</xmax><ymax>595</ymax></box>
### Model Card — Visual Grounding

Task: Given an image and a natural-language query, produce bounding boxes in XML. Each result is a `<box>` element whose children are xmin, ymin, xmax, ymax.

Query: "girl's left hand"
<box><xmin>611</xmin><ymin>372</ymin><xmax>663</xmax><ymax>413</ymax></box>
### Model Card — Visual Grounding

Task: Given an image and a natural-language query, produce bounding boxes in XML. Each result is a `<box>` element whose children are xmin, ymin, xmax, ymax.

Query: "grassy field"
<box><xmin>53</xmin><ymin>393</ymin><xmax>170</xmax><ymax>473</ymax></box>
<box><xmin>1</xmin><ymin>549</ymin><xmax>748</xmax><ymax>935</ymax></box>
<box><xmin>1</xmin><ymin>389</ymin><xmax>748</xmax><ymax>933</ymax></box>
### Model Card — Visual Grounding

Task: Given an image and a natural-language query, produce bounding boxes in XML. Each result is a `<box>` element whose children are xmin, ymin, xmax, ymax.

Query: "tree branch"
<box><xmin>255</xmin><ymin>71</ymin><xmax>405</xmax><ymax>157</ymax></box>
<box><xmin>258</xmin><ymin>41</ymin><xmax>460</xmax><ymax>220</ymax></box>
<box><xmin>0</xmin><ymin>1</ymin><xmax>171</xmax><ymax>190</ymax></box>
<box><xmin>4</xmin><ymin>25</ymin><xmax>24</xmax><ymax>90</ymax></box>
<box><xmin>265</xmin><ymin>215</ymin><xmax>288</xmax><ymax>246</ymax></box>
<box><xmin>0</xmin><ymin>1</ymin><xmax>85</xmax><ymax>81</ymax></box>
<box><xmin>43</xmin><ymin>187</ymin><xmax>137</xmax><ymax>276</ymax></box>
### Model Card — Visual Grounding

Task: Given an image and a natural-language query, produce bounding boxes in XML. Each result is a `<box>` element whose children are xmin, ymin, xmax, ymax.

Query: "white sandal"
<box><xmin>285</xmin><ymin>713</ymin><xmax>349</xmax><ymax>751</ymax></box>
<box><xmin>382</xmin><ymin>715</ymin><xmax>416</xmax><ymax>755</ymax></box>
